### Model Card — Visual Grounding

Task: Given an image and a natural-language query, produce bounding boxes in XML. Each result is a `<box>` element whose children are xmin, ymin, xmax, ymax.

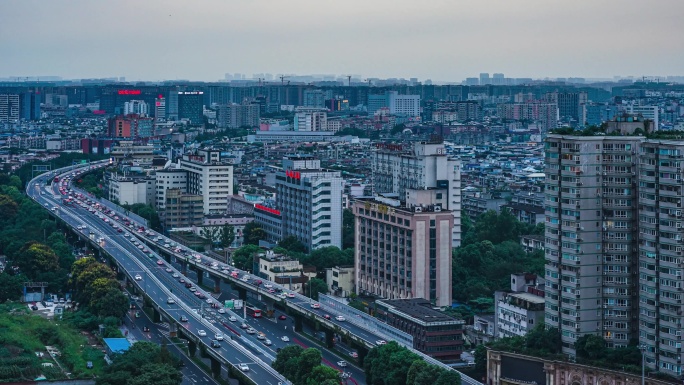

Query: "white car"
<box><xmin>337</xmin><ymin>360</ymin><xmax>348</xmax><ymax>367</ymax></box>
<box><xmin>263</xmin><ymin>283</ymin><xmax>273</xmax><ymax>289</ymax></box>
<box><xmin>246</xmin><ymin>328</ymin><xmax>256</xmax><ymax>334</ymax></box>
<box><xmin>215</xmin><ymin>333</ymin><xmax>224</xmax><ymax>341</ymax></box>
<box><xmin>310</xmin><ymin>302</ymin><xmax>320</xmax><ymax>309</ymax></box>
<box><xmin>264</xmin><ymin>339</ymin><xmax>272</xmax><ymax>346</ymax></box>
<box><xmin>134</xmin><ymin>274</ymin><xmax>142</xmax><ymax>281</ymax></box>
<box><xmin>238</xmin><ymin>363</ymin><xmax>249</xmax><ymax>372</ymax></box>
<box><xmin>229</xmin><ymin>316</ymin><xmax>237</xmax><ymax>322</ymax></box>
<box><xmin>281</xmin><ymin>336</ymin><xmax>290</xmax><ymax>342</ymax></box>
<box><xmin>335</xmin><ymin>315</ymin><xmax>346</xmax><ymax>322</ymax></box>
<box><xmin>167</xmin><ymin>297</ymin><xmax>175</xmax><ymax>304</ymax></box>
<box><xmin>376</xmin><ymin>340</ymin><xmax>387</xmax><ymax>345</ymax></box>
<box><xmin>218</xmin><ymin>308</ymin><xmax>226</xmax><ymax>314</ymax></box>
<box><xmin>286</xmin><ymin>292</ymin><xmax>295</xmax><ymax>298</ymax></box>
<box><xmin>197</xmin><ymin>330</ymin><xmax>207</xmax><ymax>337</ymax></box>
<box><xmin>172</xmin><ymin>273</ymin><xmax>179</xmax><ymax>278</ymax></box>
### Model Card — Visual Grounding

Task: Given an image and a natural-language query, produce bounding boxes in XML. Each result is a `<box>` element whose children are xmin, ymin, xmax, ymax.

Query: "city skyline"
<box><xmin>2</xmin><ymin>0</ymin><xmax>683</xmax><ymax>82</ymax></box>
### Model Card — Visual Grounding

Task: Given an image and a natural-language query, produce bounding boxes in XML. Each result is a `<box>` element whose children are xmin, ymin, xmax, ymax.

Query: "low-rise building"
<box><xmin>520</xmin><ymin>234</ymin><xmax>544</xmax><ymax>253</ymax></box>
<box><xmin>108</xmin><ymin>173</ymin><xmax>155</xmax><ymax>205</ymax></box>
<box><xmin>254</xmin><ymin>250</ymin><xmax>310</xmax><ymax>293</ymax></box>
<box><xmin>325</xmin><ymin>265</ymin><xmax>354</xmax><ymax>298</ymax></box>
<box><xmin>161</xmin><ymin>188</ymin><xmax>204</xmax><ymax>229</ymax></box>
<box><xmin>494</xmin><ymin>273</ymin><xmax>545</xmax><ymax>339</ymax></box>
<box><xmin>375</xmin><ymin>298</ymin><xmax>465</xmax><ymax>361</ymax></box>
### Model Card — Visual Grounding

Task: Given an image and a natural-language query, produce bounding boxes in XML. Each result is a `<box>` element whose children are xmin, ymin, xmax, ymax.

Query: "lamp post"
<box><xmin>639</xmin><ymin>344</ymin><xmax>646</xmax><ymax>385</ymax></box>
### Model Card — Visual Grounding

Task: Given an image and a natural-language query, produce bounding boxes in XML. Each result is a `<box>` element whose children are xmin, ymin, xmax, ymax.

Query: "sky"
<box><xmin>1</xmin><ymin>0</ymin><xmax>683</xmax><ymax>82</ymax></box>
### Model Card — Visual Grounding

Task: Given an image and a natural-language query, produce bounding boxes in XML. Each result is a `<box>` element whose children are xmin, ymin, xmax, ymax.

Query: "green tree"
<box><xmin>278</xmin><ymin>235</ymin><xmax>307</xmax><ymax>253</ymax></box>
<box><xmin>8</xmin><ymin>175</ymin><xmax>22</xmax><ymax>190</ymax></box>
<box><xmin>301</xmin><ymin>246</ymin><xmax>353</xmax><ymax>272</ymax></box>
<box><xmin>342</xmin><ymin>208</ymin><xmax>355</xmax><ymax>249</ymax></box>
<box><xmin>231</xmin><ymin>244</ymin><xmax>260</xmax><ymax>271</ymax></box>
<box><xmin>0</xmin><ymin>273</ymin><xmax>26</xmax><ymax>302</ymax></box>
<box><xmin>306</xmin><ymin>365</ymin><xmax>340</xmax><ymax>385</ymax></box>
<box><xmin>127</xmin><ymin>364</ymin><xmax>182</xmax><ymax>385</ymax></box>
<box><xmin>0</xmin><ymin>194</ymin><xmax>19</xmax><ymax>225</ymax></box>
<box><xmin>364</xmin><ymin>341</ymin><xmax>421</xmax><ymax>385</ymax></box>
<box><xmin>243</xmin><ymin>222</ymin><xmax>266</xmax><ymax>245</ymax></box>
<box><xmin>306</xmin><ymin>278</ymin><xmax>328</xmax><ymax>301</ymax></box>
<box><xmin>220</xmin><ymin>224</ymin><xmax>235</xmax><ymax>248</ymax></box>
<box><xmin>272</xmin><ymin>345</ymin><xmax>304</xmax><ymax>381</ymax></box>
<box><xmin>473</xmin><ymin>344</ymin><xmax>487</xmax><ymax>376</ymax></box>
<box><xmin>296</xmin><ymin>348</ymin><xmax>322</xmax><ymax>384</ymax></box>
<box><xmin>13</xmin><ymin>241</ymin><xmax>59</xmax><ymax>279</ymax></box>
<box><xmin>434</xmin><ymin>370</ymin><xmax>461</xmax><ymax>385</ymax></box>
<box><xmin>200</xmin><ymin>226</ymin><xmax>220</xmax><ymax>244</ymax></box>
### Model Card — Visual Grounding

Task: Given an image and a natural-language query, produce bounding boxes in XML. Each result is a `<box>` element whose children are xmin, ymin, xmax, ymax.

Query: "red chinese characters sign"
<box><xmin>118</xmin><ymin>90</ymin><xmax>142</xmax><ymax>95</ymax></box>
<box><xmin>286</xmin><ymin>170</ymin><xmax>301</xmax><ymax>179</ymax></box>
<box><xmin>255</xmin><ymin>204</ymin><xmax>281</xmax><ymax>216</ymax></box>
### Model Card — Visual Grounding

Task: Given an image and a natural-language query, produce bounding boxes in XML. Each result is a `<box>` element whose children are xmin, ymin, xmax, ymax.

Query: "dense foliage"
<box><xmin>70</xmin><ymin>257</ymin><xmax>128</xmax><ymax>319</ymax></box>
<box><xmin>487</xmin><ymin>324</ymin><xmax>562</xmax><ymax>358</ymax></box>
<box><xmin>272</xmin><ymin>346</ymin><xmax>340</xmax><ymax>385</ymax></box>
<box><xmin>305</xmin><ymin>278</ymin><xmax>328</xmax><ymax>301</ymax></box>
<box><xmin>242</xmin><ymin>221</ymin><xmax>266</xmax><ymax>246</ymax></box>
<box><xmin>121</xmin><ymin>203</ymin><xmax>162</xmax><ymax>232</ymax></box>
<box><xmin>574</xmin><ymin>335</ymin><xmax>642</xmax><ymax>374</ymax></box>
<box><xmin>96</xmin><ymin>342</ymin><xmax>182</xmax><ymax>385</ymax></box>
<box><xmin>452</xmin><ymin>210</ymin><xmax>544</xmax><ymax>305</ymax></box>
<box><xmin>363</xmin><ymin>341</ymin><xmax>461</xmax><ymax>385</ymax></box>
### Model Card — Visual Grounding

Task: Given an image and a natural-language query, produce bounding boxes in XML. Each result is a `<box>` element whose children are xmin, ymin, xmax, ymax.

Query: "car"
<box><xmin>180</xmin><ymin>315</ymin><xmax>188</xmax><ymax>322</ymax></box>
<box><xmin>143</xmin><ymin>325</ymin><xmax>150</xmax><ymax>332</ymax></box>
<box><xmin>257</xmin><ymin>332</ymin><xmax>266</xmax><ymax>340</ymax></box>
<box><xmin>172</xmin><ymin>273</ymin><xmax>179</xmax><ymax>278</ymax></box>
<box><xmin>167</xmin><ymin>297</ymin><xmax>175</xmax><ymax>304</ymax></box>
<box><xmin>194</xmin><ymin>291</ymin><xmax>201</xmax><ymax>297</ymax></box>
<box><xmin>335</xmin><ymin>315</ymin><xmax>346</xmax><ymax>322</ymax></box>
<box><xmin>134</xmin><ymin>274</ymin><xmax>142</xmax><ymax>281</ymax></box>
<box><xmin>198</xmin><ymin>293</ymin><xmax>206</xmax><ymax>299</ymax></box>
<box><xmin>197</xmin><ymin>330</ymin><xmax>207</xmax><ymax>337</ymax></box>
<box><xmin>156</xmin><ymin>260</ymin><xmax>164</xmax><ymax>266</ymax></box>
<box><xmin>281</xmin><ymin>336</ymin><xmax>290</xmax><ymax>342</ymax></box>
<box><xmin>240</xmin><ymin>323</ymin><xmax>249</xmax><ymax>329</ymax></box>
<box><xmin>189</xmin><ymin>286</ymin><xmax>197</xmax><ymax>292</ymax></box>
<box><xmin>238</xmin><ymin>363</ymin><xmax>249</xmax><ymax>372</ymax></box>
<box><xmin>264</xmin><ymin>339</ymin><xmax>272</xmax><ymax>346</ymax></box>
<box><xmin>287</xmin><ymin>292</ymin><xmax>295</xmax><ymax>298</ymax></box>
<box><xmin>324</xmin><ymin>314</ymin><xmax>331</xmax><ymax>320</ymax></box>
<box><xmin>246</xmin><ymin>328</ymin><xmax>256</xmax><ymax>334</ymax></box>
<box><xmin>206</xmin><ymin>298</ymin><xmax>213</xmax><ymax>304</ymax></box>
<box><xmin>263</xmin><ymin>283</ymin><xmax>273</xmax><ymax>289</ymax></box>
<box><xmin>165</xmin><ymin>268</ymin><xmax>173</xmax><ymax>273</ymax></box>
<box><xmin>229</xmin><ymin>316</ymin><xmax>237</xmax><ymax>322</ymax></box>
<box><xmin>211</xmin><ymin>340</ymin><xmax>221</xmax><ymax>348</ymax></box>
<box><xmin>180</xmin><ymin>278</ymin><xmax>186</xmax><ymax>284</ymax></box>
<box><xmin>277</xmin><ymin>293</ymin><xmax>287</xmax><ymax>299</ymax></box>
<box><xmin>337</xmin><ymin>360</ymin><xmax>348</xmax><ymax>367</ymax></box>
<box><xmin>350</xmin><ymin>352</ymin><xmax>358</xmax><ymax>358</ymax></box>
<box><xmin>135</xmin><ymin>311</ymin><xmax>141</xmax><ymax>318</ymax></box>
<box><xmin>218</xmin><ymin>308</ymin><xmax>225</xmax><ymax>314</ymax></box>
<box><xmin>215</xmin><ymin>333</ymin><xmax>224</xmax><ymax>341</ymax></box>
<box><xmin>310</xmin><ymin>302</ymin><xmax>320</xmax><ymax>309</ymax></box>
<box><xmin>376</xmin><ymin>340</ymin><xmax>387</xmax><ymax>345</ymax></box>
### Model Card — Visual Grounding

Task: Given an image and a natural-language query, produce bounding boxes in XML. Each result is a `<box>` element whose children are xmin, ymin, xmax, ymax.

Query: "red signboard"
<box><xmin>118</xmin><ymin>90</ymin><xmax>142</xmax><ymax>95</ymax></box>
<box><xmin>286</xmin><ymin>170</ymin><xmax>301</xmax><ymax>179</ymax></box>
<box><xmin>255</xmin><ymin>204</ymin><xmax>281</xmax><ymax>216</ymax></box>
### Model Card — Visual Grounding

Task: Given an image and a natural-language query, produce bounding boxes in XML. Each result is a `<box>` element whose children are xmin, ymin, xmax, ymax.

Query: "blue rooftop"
<box><xmin>103</xmin><ymin>338</ymin><xmax>131</xmax><ymax>354</ymax></box>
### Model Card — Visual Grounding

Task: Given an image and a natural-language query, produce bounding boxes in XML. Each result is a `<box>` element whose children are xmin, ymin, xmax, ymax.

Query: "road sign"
<box><xmin>224</xmin><ymin>300</ymin><xmax>234</xmax><ymax>309</ymax></box>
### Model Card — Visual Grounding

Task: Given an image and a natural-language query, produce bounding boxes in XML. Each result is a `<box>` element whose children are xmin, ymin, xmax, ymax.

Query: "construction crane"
<box><xmin>280</xmin><ymin>75</ymin><xmax>289</xmax><ymax>86</ymax></box>
<box><xmin>364</xmin><ymin>79</ymin><xmax>372</xmax><ymax>87</ymax></box>
<box><xmin>347</xmin><ymin>75</ymin><xmax>351</xmax><ymax>87</ymax></box>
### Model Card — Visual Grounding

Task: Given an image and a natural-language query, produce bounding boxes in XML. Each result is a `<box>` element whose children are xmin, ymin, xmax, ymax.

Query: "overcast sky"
<box><xmin>1</xmin><ymin>0</ymin><xmax>682</xmax><ymax>82</ymax></box>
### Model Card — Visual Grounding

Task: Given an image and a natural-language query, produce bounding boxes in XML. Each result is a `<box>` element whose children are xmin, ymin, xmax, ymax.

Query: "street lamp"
<box><xmin>639</xmin><ymin>344</ymin><xmax>646</xmax><ymax>385</ymax></box>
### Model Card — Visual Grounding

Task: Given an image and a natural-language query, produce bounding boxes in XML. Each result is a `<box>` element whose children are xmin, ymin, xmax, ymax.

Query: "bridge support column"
<box><xmin>263</xmin><ymin>299</ymin><xmax>275</xmax><ymax>318</ymax></box>
<box><xmin>152</xmin><ymin>308</ymin><xmax>161</xmax><ymax>323</ymax></box>
<box><xmin>294</xmin><ymin>314</ymin><xmax>303</xmax><ymax>332</ymax></box>
<box><xmin>180</xmin><ymin>260</ymin><xmax>188</xmax><ymax>275</ymax></box>
<box><xmin>210</xmin><ymin>357</ymin><xmax>222</xmax><ymax>379</ymax></box>
<box><xmin>169</xmin><ymin>322</ymin><xmax>178</xmax><ymax>338</ymax></box>
<box><xmin>236</xmin><ymin>287</ymin><xmax>247</xmax><ymax>301</ymax></box>
<box><xmin>357</xmin><ymin>345</ymin><xmax>369</xmax><ymax>366</ymax></box>
<box><xmin>211</xmin><ymin>275</ymin><xmax>221</xmax><ymax>294</ymax></box>
<box><xmin>324</xmin><ymin>329</ymin><xmax>335</xmax><ymax>349</ymax></box>
<box><xmin>164</xmin><ymin>253</ymin><xmax>171</xmax><ymax>263</ymax></box>
<box><xmin>199</xmin><ymin>345</ymin><xmax>208</xmax><ymax>358</ymax></box>
<box><xmin>188</xmin><ymin>340</ymin><xmax>197</xmax><ymax>357</ymax></box>
<box><xmin>195</xmin><ymin>268</ymin><xmax>204</xmax><ymax>286</ymax></box>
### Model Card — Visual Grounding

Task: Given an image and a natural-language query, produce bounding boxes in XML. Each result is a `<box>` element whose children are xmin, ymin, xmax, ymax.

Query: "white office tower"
<box><xmin>293</xmin><ymin>107</ymin><xmax>327</xmax><ymax>131</ymax></box>
<box><xmin>124</xmin><ymin>100</ymin><xmax>149</xmax><ymax>116</ymax></box>
<box><xmin>178</xmin><ymin>149</ymin><xmax>233</xmax><ymax>214</ymax></box>
<box><xmin>276</xmin><ymin>155</ymin><xmax>343</xmax><ymax>251</ymax></box>
<box><xmin>373</xmin><ymin>141</ymin><xmax>462</xmax><ymax>247</ymax></box>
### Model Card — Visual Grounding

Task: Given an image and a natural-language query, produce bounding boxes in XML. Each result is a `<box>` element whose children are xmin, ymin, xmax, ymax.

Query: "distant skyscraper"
<box><xmin>154</xmin><ymin>97</ymin><xmax>166</xmax><ymax>122</ymax></box>
<box><xmin>464</xmin><ymin>78</ymin><xmax>479</xmax><ymax>86</ymax></box>
<box><xmin>479</xmin><ymin>73</ymin><xmax>490</xmax><ymax>85</ymax></box>
<box><xmin>367</xmin><ymin>91</ymin><xmax>420</xmax><ymax>117</ymax></box>
<box><xmin>124</xmin><ymin>100</ymin><xmax>149</xmax><ymax>116</ymax></box>
<box><xmin>19</xmin><ymin>92</ymin><xmax>41</xmax><ymax>120</ymax></box>
<box><xmin>303</xmin><ymin>89</ymin><xmax>326</xmax><ymax>108</ymax></box>
<box><xmin>177</xmin><ymin>91</ymin><xmax>204</xmax><ymax>124</ymax></box>
<box><xmin>492</xmin><ymin>73</ymin><xmax>505</xmax><ymax>85</ymax></box>
<box><xmin>167</xmin><ymin>90</ymin><xmax>179</xmax><ymax>120</ymax></box>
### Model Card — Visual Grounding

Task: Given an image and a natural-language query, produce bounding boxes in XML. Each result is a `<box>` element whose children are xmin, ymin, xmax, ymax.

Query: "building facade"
<box><xmin>494</xmin><ymin>273</ymin><xmax>545</xmax><ymax>339</ymax></box>
<box><xmin>108</xmin><ymin>174</ymin><xmax>155</xmax><ymax>205</ymax></box>
<box><xmin>154</xmin><ymin>168</ymin><xmax>188</xmax><ymax>210</ymax></box>
<box><xmin>274</xmin><ymin>155</ymin><xmax>343</xmax><ymax>251</ymax></box>
<box><xmin>354</xmin><ymin>196</ymin><xmax>453</xmax><ymax>307</ymax></box>
<box><xmin>373</xmin><ymin>141</ymin><xmax>462</xmax><ymax>246</ymax></box>
<box><xmin>0</xmin><ymin>94</ymin><xmax>20</xmax><ymax>123</ymax></box>
<box><xmin>179</xmin><ymin>149</ymin><xmax>234</xmax><ymax>215</ymax></box>
<box><xmin>162</xmin><ymin>188</ymin><xmax>204</xmax><ymax>229</ymax></box>
<box><xmin>177</xmin><ymin>91</ymin><xmax>204</xmax><ymax>124</ymax></box>
<box><xmin>293</xmin><ymin>107</ymin><xmax>327</xmax><ymax>131</ymax></box>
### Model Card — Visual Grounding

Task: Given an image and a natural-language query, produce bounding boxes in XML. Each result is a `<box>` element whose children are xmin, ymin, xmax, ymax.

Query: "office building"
<box><xmin>167</xmin><ymin>90</ymin><xmax>179</xmax><ymax>120</ymax></box>
<box><xmin>626</xmin><ymin>104</ymin><xmax>659</xmax><ymax>129</ymax></box>
<box><xmin>376</xmin><ymin>298</ymin><xmax>465</xmax><ymax>361</ymax></box>
<box><xmin>545</xmin><ymin>92</ymin><xmax>587</xmax><ymax>121</ymax></box>
<box><xmin>178</xmin><ymin>91</ymin><xmax>203</xmax><ymax>124</ymax></box>
<box><xmin>124</xmin><ymin>100</ymin><xmax>149</xmax><ymax>116</ymax></box>
<box><xmin>494</xmin><ymin>273</ymin><xmax>545</xmax><ymax>339</ymax></box>
<box><xmin>373</xmin><ymin>141</ymin><xmax>462</xmax><ymax>247</ymax></box>
<box><xmin>154</xmin><ymin>168</ymin><xmax>188</xmax><ymax>210</ymax></box>
<box><xmin>544</xmin><ymin>135</ymin><xmax>642</xmax><ymax>358</ymax></box>
<box><xmin>162</xmin><ymin>188</ymin><xmax>204</xmax><ymax>229</ymax></box>
<box><xmin>154</xmin><ymin>97</ymin><xmax>166</xmax><ymax>122</ymax></box>
<box><xmin>108</xmin><ymin>174</ymin><xmax>155</xmax><ymax>205</ymax></box>
<box><xmin>178</xmin><ymin>149</ymin><xmax>234</xmax><ymax>214</ymax></box>
<box><xmin>20</xmin><ymin>92</ymin><xmax>41</xmax><ymax>121</ymax></box>
<box><xmin>107</xmin><ymin>114</ymin><xmax>154</xmax><ymax>138</ymax></box>
<box><xmin>274</xmin><ymin>155</ymin><xmax>343</xmax><ymax>251</ymax></box>
<box><xmin>354</xmin><ymin>195</ymin><xmax>454</xmax><ymax>307</ymax></box>
<box><xmin>253</xmin><ymin>204</ymin><xmax>283</xmax><ymax>244</ymax></box>
<box><xmin>293</xmin><ymin>107</ymin><xmax>327</xmax><ymax>131</ymax></box>
<box><xmin>480</xmin><ymin>73</ymin><xmax>490</xmax><ymax>85</ymax></box>
<box><xmin>367</xmin><ymin>91</ymin><xmax>420</xmax><ymax>117</ymax></box>
<box><xmin>303</xmin><ymin>89</ymin><xmax>326</xmax><ymax>108</ymax></box>
<box><xmin>0</xmin><ymin>94</ymin><xmax>20</xmax><ymax>123</ymax></box>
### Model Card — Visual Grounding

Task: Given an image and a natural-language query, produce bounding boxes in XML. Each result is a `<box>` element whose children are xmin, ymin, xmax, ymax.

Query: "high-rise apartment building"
<box><xmin>178</xmin><ymin>149</ymin><xmax>233</xmax><ymax>214</ymax></box>
<box><xmin>545</xmin><ymin>92</ymin><xmax>587</xmax><ymax>121</ymax></box>
<box><xmin>367</xmin><ymin>91</ymin><xmax>420</xmax><ymax>117</ymax></box>
<box><xmin>154</xmin><ymin>97</ymin><xmax>166</xmax><ymax>122</ymax></box>
<box><xmin>373</xmin><ymin>141</ymin><xmax>462</xmax><ymax>247</ymax></box>
<box><xmin>154</xmin><ymin>168</ymin><xmax>188</xmax><ymax>210</ymax></box>
<box><xmin>354</xmin><ymin>195</ymin><xmax>454</xmax><ymax>307</ymax></box>
<box><xmin>275</xmin><ymin>155</ymin><xmax>343</xmax><ymax>251</ymax></box>
<box><xmin>161</xmin><ymin>188</ymin><xmax>204</xmax><ymax>229</ymax></box>
<box><xmin>545</xmin><ymin>135</ymin><xmax>642</xmax><ymax>357</ymax></box>
<box><xmin>303</xmin><ymin>89</ymin><xmax>326</xmax><ymax>108</ymax></box>
<box><xmin>293</xmin><ymin>107</ymin><xmax>327</xmax><ymax>131</ymax></box>
<box><xmin>107</xmin><ymin>114</ymin><xmax>154</xmax><ymax>138</ymax></box>
<box><xmin>217</xmin><ymin>103</ymin><xmax>260</xmax><ymax>129</ymax></box>
<box><xmin>124</xmin><ymin>100</ymin><xmax>149</xmax><ymax>116</ymax></box>
<box><xmin>480</xmin><ymin>73</ymin><xmax>491</xmax><ymax>85</ymax></box>
<box><xmin>0</xmin><ymin>94</ymin><xmax>20</xmax><ymax>123</ymax></box>
<box><xmin>167</xmin><ymin>90</ymin><xmax>179</xmax><ymax>120</ymax></box>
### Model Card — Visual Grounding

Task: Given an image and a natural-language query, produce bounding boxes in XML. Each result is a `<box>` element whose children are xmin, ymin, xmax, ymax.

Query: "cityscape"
<box><xmin>2</xmin><ymin>1</ymin><xmax>684</xmax><ymax>385</ymax></box>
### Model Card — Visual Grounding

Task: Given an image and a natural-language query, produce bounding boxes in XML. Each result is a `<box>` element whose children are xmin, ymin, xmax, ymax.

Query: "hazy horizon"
<box><xmin>2</xmin><ymin>0</ymin><xmax>683</xmax><ymax>82</ymax></box>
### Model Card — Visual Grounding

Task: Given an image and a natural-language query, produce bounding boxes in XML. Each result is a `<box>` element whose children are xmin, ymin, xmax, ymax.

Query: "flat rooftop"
<box><xmin>509</xmin><ymin>292</ymin><xmax>545</xmax><ymax>304</ymax></box>
<box><xmin>377</xmin><ymin>298</ymin><xmax>464</xmax><ymax>325</ymax></box>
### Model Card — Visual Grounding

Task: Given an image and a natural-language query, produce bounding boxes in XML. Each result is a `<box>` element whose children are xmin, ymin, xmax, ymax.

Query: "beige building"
<box><xmin>108</xmin><ymin>173</ymin><xmax>155</xmax><ymax>205</ymax></box>
<box><xmin>325</xmin><ymin>266</ymin><xmax>354</xmax><ymax>298</ymax></box>
<box><xmin>354</xmin><ymin>195</ymin><xmax>453</xmax><ymax>307</ymax></box>
<box><xmin>255</xmin><ymin>251</ymin><xmax>314</xmax><ymax>293</ymax></box>
<box><xmin>162</xmin><ymin>188</ymin><xmax>203</xmax><ymax>229</ymax></box>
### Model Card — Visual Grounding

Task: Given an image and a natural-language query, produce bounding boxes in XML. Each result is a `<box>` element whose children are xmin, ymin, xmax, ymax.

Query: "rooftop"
<box><xmin>103</xmin><ymin>338</ymin><xmax>131</xmax><ymax>354</ymax></box>
<box><xmin>377</xmin><ymin>298</ymin><xmax>464</xmax><ymax>325</ymax></box>
<box><xmin>508</xmin><ymin>292</ymin><xmax>545</xmax><ymax>305</ymax></box>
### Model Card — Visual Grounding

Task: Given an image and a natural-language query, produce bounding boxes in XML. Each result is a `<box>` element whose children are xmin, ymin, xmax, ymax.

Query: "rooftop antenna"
<box><xmin>347</xmin><ymin>75</ymin><xmax>351</xmax><ymax>87</ymax></box>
